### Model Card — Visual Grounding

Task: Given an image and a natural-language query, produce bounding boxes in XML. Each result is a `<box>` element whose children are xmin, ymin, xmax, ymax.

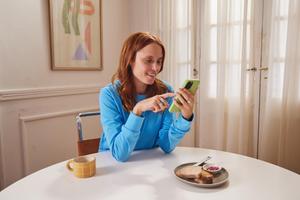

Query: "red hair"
<box><xmin>112</xmin><ymin>32</ymin><xmax>168</xmax><ymax>111</ymax></box>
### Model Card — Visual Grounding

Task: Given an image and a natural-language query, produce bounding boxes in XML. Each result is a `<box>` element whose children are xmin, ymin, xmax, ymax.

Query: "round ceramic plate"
<box><xmin>174</xmin><ymin>162</ymin><xmax>229</xmax><ymax>188</ymax></box>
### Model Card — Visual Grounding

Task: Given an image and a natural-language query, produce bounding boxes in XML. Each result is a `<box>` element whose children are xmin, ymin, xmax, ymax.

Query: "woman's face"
<box><xmin>131</xmin><ymin>43</ymin><xmax>163</xmax><ymax>92</ymax></box>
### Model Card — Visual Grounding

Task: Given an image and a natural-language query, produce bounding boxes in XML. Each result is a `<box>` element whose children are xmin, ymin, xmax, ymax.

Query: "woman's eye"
<box><xmin>145</xmin><ymin>59</ymin><xmax>153</xmax><ymax>64</ymax></box>
<box><xmin>143</xmin><ymin>58</ymin><xmax>162</xmax><ymax>65</ymax></box>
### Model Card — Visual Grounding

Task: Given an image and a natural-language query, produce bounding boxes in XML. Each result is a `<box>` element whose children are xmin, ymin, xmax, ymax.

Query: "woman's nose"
<box><xmin>152</xmin><ymin>63</ymin><xmax>161</xmax><ymax>72</ymax></box>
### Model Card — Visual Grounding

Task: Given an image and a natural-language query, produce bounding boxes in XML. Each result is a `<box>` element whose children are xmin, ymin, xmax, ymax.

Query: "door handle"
<box><xmin>246</xmin><ymin>67</ymin><xmax>257</xmax><ymax>71</ymax></box>
<box><xmin>258</xmin><ymin>67</ymin><xmax>268</xmax><ymax>71</ymax></box>
<box><xmin>246</xmin><ymin>66</ymin><xmax>268</xmax><ymax>71</ymax></box>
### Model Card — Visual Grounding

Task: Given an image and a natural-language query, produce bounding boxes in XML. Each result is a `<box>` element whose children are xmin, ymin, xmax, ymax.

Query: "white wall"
<box><xmin>128</xmin><ymin>0</ymin><xmax>153</xmax><ymax>33</ymax></box>
<box><xmin>0</xmin><ymin>0</ymin><xmax>129</xmax><ymax>89</ymax></box>
<box><xmin>0</xmin><ymin>0</ymin><xmax>129</xmax><ymax>189</ymax></box>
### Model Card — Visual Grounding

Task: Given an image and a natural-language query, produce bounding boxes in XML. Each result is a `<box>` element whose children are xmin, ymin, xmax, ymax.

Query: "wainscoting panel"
<box><xmin>20</xmin><ymin>108</ymin><xmax>101</xmax><ymax>175</ymax></box>
<box><xmin>0</xmin><ymin>85</ymin><xmax>103</xmax><ymax>189</ymax></box>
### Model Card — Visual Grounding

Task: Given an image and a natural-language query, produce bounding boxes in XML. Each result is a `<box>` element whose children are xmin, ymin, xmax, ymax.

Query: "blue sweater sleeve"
<box><xmin>157</xmin><ymin>110</ymin><xmax>192</xmax><ymax>153</ymax></box>
<box><xmin>99</xmin><ymin>88</ymin><xmax>144</xmax><ymax>162</ymax></box>
<box><xmin>156</xmin><ymin>84</ymin><xmax>193</xmax><ymax>153</ymax></box>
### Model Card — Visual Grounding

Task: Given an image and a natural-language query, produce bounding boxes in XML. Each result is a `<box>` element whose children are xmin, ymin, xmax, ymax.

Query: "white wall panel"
<box><xmin>0</xmin><ymin>88</ymin><xmax>101</xmax><ymax>188</ymax></box>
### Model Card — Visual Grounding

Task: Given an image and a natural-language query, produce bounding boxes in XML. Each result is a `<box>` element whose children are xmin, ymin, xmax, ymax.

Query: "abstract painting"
<box><xmin>49</xmin><ymin>0</ymin><xmax>102</xmax><ymax>70</ymax></box>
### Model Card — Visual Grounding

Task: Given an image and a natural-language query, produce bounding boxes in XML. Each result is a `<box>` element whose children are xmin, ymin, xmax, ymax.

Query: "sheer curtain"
<box><xmin>195</xmin><ymin>0</ymin><xmax>258</xmax><ymax>157</ymax></box>
<box><xmin>259</xmin><ymin>0</ymin><xmax>300</xmax><ymax>172</ymax></box>
<box><xmin>144</xmin><ymin>0</ymin><xmax>258</xmax><ymax>153</ymax></box>
<box><xmin>157</xmin><ymin>0</ymin><xmax>194</xmax><ymax>91</ymax></box>
<box><xmin>129</xmin><ymin>0</ymin><xmax>193</xmax><ymax>90</ymax></box>
<box><xmin>157</xmin><ymin>0</ymin><xmax>196</xmax><ymax>146</ymax></box>
<box><xmin>129</xmin><ymin>0</ymin><xmax>195</xmax><ymax>145</ymax></box>
<box><xmin>129</xmin><ymin>1</ymin><xmax>300</xmax><ymax>171</ymax></box>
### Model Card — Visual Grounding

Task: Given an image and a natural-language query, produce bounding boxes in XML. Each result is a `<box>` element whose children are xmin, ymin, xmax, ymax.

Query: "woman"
<box><xmin>99</xmin><ymin>32</ymin><xmax>196</xmax><ymax>161</ymax></box>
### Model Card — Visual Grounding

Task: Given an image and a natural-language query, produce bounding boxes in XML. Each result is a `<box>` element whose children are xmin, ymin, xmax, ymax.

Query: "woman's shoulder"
<box><xmin>100</xmin><ymin>81</ymin><xmax>121</xmax><ymax>97</ymax></box>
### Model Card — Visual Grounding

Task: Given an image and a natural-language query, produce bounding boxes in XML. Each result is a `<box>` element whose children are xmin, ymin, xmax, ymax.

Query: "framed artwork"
<box><xmin>49</xmin><ymin>0</ymin><xmax>102</xmax><ymax>70</ymax></box>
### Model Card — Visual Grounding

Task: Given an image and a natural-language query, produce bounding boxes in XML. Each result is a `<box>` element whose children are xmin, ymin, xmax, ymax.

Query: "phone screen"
<box><xmin>184</xmin><ymin>81</ymin><xmax>193</xmax><ymax>89</ymax></box>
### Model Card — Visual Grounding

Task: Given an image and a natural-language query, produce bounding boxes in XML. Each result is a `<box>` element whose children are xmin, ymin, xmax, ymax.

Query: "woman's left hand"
<box><xmin>173</xmin><ymin>88</ymin><xmax>195</xmax><ymax>120</ymax></box>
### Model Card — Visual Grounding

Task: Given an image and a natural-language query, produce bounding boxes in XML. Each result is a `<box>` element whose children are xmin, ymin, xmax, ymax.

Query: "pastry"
<box><xmin>194</xmin><ymin>170</ymin><xmax>213</xmax><ymax>184</ymax></box>
<box><xmin>176</xmin><ymin>165</ymin><xmax>203</xmax><ymax>179</ymax></box>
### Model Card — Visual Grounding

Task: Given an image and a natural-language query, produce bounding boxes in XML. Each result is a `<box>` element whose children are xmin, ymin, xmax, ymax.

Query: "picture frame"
<box><xmin>49</xmin><ymin>0</ymin><xmax>102</xmax><ymax>71</ymax></box>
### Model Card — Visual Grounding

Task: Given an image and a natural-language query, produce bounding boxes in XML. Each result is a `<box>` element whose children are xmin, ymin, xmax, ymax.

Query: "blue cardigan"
<box><xmin>98</xmin><ymin>81</ymin><xmax>192</xmax><ymax>161</ymax></box>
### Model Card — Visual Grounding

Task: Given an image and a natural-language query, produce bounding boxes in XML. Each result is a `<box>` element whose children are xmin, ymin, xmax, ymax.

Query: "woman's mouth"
<box><xmin>146</xmin><ymin>73</ymin><xmax>156</xmax><ymax>78</ymax></box>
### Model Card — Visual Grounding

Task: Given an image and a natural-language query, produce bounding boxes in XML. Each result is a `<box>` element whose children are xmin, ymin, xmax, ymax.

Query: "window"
<box><xmin>269</xmin><ymin>0</ymin><xmax>289</xmax><ymax>98</ymax></box>
<box><xmin>207</xmin><ymin>0</ymin><xmax>252</xmax><ymax>98</ymax></box>
<box><xmin>174</xmin><ymin>0</ymin><xmax>193</xmax><ymax>90</ymax></box>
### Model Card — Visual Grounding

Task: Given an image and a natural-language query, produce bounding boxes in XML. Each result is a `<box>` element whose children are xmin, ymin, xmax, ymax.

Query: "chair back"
<box><xmin>76</xmin><ymin>111</ymin><xmax>101</xmax><ymax>156</ymax></box>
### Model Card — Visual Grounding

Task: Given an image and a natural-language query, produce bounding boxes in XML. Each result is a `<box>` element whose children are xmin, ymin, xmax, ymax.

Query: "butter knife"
<box><xmin>192</xmin><ymin>156</ymin><xmax>212</xmax><ymax>166</ymax></box>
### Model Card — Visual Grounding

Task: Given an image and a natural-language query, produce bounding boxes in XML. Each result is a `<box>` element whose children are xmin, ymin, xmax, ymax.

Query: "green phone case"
<box><xmin>168</xmin><ymin>79</ymin><xmax>200</xmax><ymax>112</ymax></box>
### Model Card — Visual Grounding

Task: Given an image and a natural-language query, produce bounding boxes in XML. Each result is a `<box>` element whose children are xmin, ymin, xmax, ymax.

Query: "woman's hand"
<box><xmin>133</xmin><ymin>93</ymin><xmax>175</xmax><ymax>116</ymax></box>
<box><xmin>173</xmin><ymin>88</ymin><xmax>195</xmax><ymax>120</ymax></box>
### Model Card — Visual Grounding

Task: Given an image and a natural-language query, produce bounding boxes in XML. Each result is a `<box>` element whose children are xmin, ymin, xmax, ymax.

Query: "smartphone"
<box><xmin>169</xmin><ymin>79</ymin><xmax>200</xmax><ymax>112</ymax></box>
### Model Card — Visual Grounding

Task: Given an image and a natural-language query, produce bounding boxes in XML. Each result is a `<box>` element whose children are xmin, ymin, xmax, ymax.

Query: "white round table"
<box><xmin>1</xmin><ymin>147</ymin><xmax>299</xmax><ymax>199</ymax></box>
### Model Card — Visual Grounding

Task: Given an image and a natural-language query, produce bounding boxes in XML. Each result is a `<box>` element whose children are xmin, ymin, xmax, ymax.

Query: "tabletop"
<box><xmin>1</xmin><ymin>147</ymin><xmax>300</xmax><ymax>200</ymax></box>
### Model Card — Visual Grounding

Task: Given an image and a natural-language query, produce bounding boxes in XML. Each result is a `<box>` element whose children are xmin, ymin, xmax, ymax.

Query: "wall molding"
<box><xmin>0</xmin><ymin>84</ymin><xmax>104</xmax><ymax>102</ymax></box>
<box><xmin>19</xmin><ymin>106</ymin><xmax>99</xmax><ymax>176</ymax></box>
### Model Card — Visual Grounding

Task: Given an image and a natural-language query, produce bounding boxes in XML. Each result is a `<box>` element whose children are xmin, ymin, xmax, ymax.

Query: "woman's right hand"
<box><xmin>133</xmin><ymin>92</ymin><xmax>175</xmax><ymax>116</ymax></box>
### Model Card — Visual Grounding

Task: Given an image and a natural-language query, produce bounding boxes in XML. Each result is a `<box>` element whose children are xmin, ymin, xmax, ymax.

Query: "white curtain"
<box><xmin>129</xmin><ymin>0</ymin><xmax>300</xmax><ymax>172</ymax></box>
<box><xmin>157</xmin><ymin>0</ymin><xmax>196</xmax><ymax>146</ymax></box>
<box><xmin>129</xmin><ymin>0</ymin><xmax>195</xmax><ymax>146</ymax></box>
<box><xmin>139</xmin><ymin>0</ymin><xmax>258</xmax><ymax>154</ymax></box>
<box><xmin>259</xmin><ymin>0</ymin><xmax>300</xmax><ymax>172</ymax></box>
<box><xmin>129</xmin><ymin>0</ymin><xmax>193</xmax><ymax>89</ymax></box>
<box><xmin>157</xmin><ymin>0</ymin><xmax>194</xmax><ymax>91</ymax></box>
<box><xmin>196</xmin><ymin>0</ymin><xmax>257</xmax><ymax>157</ymax></box>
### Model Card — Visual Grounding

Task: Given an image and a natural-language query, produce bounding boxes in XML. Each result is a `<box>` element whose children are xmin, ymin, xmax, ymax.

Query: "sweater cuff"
<box><xmin>182</xmin><ymin>113</ymin><xmax>194</xmax><ymax>121</ymax></box>
<box><xmin>124</xmin><ymin>112</ymin><xmax>144</xmax><ymax>132</ymax></box>
<box><xmin>177</xmin><ymin>113</ymin><xmax>193</xmax><ymax>131</ymax></box>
